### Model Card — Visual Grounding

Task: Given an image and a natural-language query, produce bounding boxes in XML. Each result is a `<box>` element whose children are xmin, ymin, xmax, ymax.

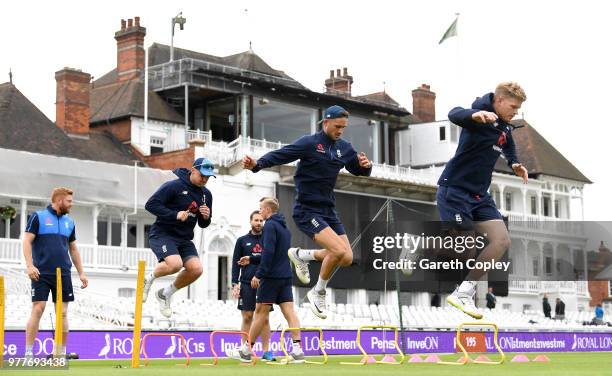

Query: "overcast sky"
<box><xmin>1</xmin><ymin>0</ymin><xmax>610</xmax><ymax>221</ymax></box>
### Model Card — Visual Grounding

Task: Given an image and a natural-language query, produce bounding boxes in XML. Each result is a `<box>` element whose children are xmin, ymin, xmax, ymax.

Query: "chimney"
<box><xmin>114</xmin><ymin>17</ymin><xmax>146</xmax><ymax>81</ymax></box>
<box><xmin>55</xmin><ymin>68</ymin><xmax>91</xmax><ymax>136</ymax></box>
<box><xmin>412</xmin><ymin>84</ymin><xmax>436</xmax><ymax>122</ymax></box>
<box><xmin>325</xmin><ymin>67</ymin><xmax>353</xmax><ymax>97</ymax></box>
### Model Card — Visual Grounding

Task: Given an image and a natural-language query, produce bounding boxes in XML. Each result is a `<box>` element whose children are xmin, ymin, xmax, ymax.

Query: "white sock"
<box><xmin>146</xmin><ymin>271</ymin><xmax>156</xmax><ymax>282</ymax></box>
<box><xmin>457</xmin><ymin>280</ymin><xmax>477</xmax><ymax>295</ymax></box>
<box><xmin>25</xmin><ymin>345</ymin><xmax>33</xmax><ymax>355</ymax></box>
<box><xmin>163</xmin><ymin>283</ymin><xmax>179</xmax><ymax>297</ymax></box>
<box><xmin>292</xmin><ymin>340</ymin><xmax>302</xmax><ymax>351</ymax></box>
<box><xmin>298</xmin><ymin>248</ymin><xmax>316</xmax><ymax>262</ymax></box>
<box><xmin>315</xmin><ymin>276</ymin><xmax>328</xmax><ymax>293</ymax></box>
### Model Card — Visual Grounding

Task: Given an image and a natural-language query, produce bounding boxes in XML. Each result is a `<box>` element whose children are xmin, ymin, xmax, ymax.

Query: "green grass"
<box><xmin>3</xmin><ymin>353</ymin><xmax>612</xmax><ymax>376</ymax></box>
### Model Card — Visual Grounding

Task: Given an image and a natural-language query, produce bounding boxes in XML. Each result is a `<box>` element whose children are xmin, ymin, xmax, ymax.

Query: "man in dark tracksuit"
<box><xmin>440</xmin><ymin>82</ymin><xmax>529</xmax><ymax>319</ymax></box>
<box><xmin>229</xmin><ymin>211</ymin><xmax>275</xmax><ymax>361</ymax></box>
<box><xmin>242</xmin><ymin>105</ymin><xmax>372</xmax><ymax>320</ymax></box>
<box><xmin>230</xmin><ymin>198</ymin><xmax>304</xmax><ymax>363</ymax></box>
<box><xmin>142</xmin><ymin>158</ymin><xmax>214</xmax><ymax>318</ymax></box>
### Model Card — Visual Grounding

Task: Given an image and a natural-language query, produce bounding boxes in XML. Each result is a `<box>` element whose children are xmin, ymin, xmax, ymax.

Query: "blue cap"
<box><xmin>193</xmin><ymin>158</ymin><xmax>216</xmax><ymax>178</ymax></box>
<box><xmin>322</xmin><ymin>105</ymin><xmax>349</xmax><ymax>122</ymax></box>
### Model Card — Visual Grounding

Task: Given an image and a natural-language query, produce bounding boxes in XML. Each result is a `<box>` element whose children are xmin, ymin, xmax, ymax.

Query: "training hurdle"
<box><xmin>340</xmin><ymin>325</ymin><xmax>405</xmax><ymax>366</ymax></box>
<box><xmin>53</xmin><ymin>268</ymin><xmax>63</xmax><ymax>358</ymax></box>
<box><xmin>0</xmin><ymin>275</ymin><xmax>4</xmax><ymax>368</ymax></box>
<box><xmin>132</xmin><ymin>261</ymin><xmax>145</xmax><ymax>368</ymax></box>
<box><xmin>201</xmin><ymin>330</ymin><xmax>257</xmax><ymax>366</ymax></box>
<box><xmin>269</xmin><ymin>327</ymin><xmax>328</xmax><ymax>365</ymax></box>
<box><xmin>438</xmin><ymin>322</ymin><xmax>505</xmax><ymax>365</ymax></box>
<box><xmin>142</xmin><ymin>333</ymin><xmax>190</xmax><ymax>366</ymax></box>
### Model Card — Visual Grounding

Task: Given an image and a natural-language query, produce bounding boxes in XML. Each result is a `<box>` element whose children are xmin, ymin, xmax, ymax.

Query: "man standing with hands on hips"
<box><xmin>143</xmin><ymin>158</ymin><xmax>214</xmax><ymax>318</ymax></box>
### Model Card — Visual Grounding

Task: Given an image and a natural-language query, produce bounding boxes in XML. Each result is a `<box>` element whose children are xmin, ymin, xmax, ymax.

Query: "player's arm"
<box><xmin>448</xmin><ymin>106</ymin><xmax>497</xmax><ymax>130</ymax></box>
<box><xmin>345</xmin><ymin>147</ymin><xmax>372</xmax><ymax>177</ymax></box>
<box><xmin>231</xmin><ymin>239</ymin><xmax>241</xmax><ymax>286</ymax></box>
<box><xmin>23</xmin><ymin>214</ymin><xmax>39</xmax><ymax>281</ymax></box>
<box><xmin>255</xmin><ymin>225</ymin><xmax>277</xmax><ymax>279</ymax></box>
<box><xmin>68</xmin><ymin>237</ymin><xmax>88</xmax><ymax>289</ymax></box>
<box><xmin>503</xmin><ymin>132</ymin><xmax>528</xmax><ymax>184</ymax></box>
<box><xmin>243</xmin><ymin>136</ymin><xmax>309</xmax><ymax>172</ymax></box>
<box><xmin>198</xmin><ymin>192</ymin><xmax>212</xmax><ymax>228</ymax></box>
<box><xmin>145</xmin><ymin>182</ymin><xmax>182</xmax><ymax>221</ymax></box>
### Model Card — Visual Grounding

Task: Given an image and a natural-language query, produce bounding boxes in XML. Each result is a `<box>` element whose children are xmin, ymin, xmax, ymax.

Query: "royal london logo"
<box><xmin>316</xmin><ymin>143</ymin><xmax>325</xmax><ymax>153</ymax></box>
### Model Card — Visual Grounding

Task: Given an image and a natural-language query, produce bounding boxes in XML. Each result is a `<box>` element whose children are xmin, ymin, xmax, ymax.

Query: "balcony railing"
<box><xmin>0</xmin><ymin>239</ymin><xmax>156</xmax><ymax>271</ymax></box>
<box><xmin>509</xmin><ymin>277</ymin><xmax>590</xmax><ymax>298</ymax></box>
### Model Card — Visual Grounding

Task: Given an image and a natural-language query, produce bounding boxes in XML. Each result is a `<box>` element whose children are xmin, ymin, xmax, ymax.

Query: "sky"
<box><xmin>1</xmin><ymin>0</ymin><xmax>610</xmax><ymax>220</ymax></box>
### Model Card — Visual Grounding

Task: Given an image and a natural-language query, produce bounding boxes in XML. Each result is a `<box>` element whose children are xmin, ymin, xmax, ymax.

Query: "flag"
<box><xmin>439</xmin><ymin>16</ymin><xmax>458</xmax><ymax>44</ymax></box>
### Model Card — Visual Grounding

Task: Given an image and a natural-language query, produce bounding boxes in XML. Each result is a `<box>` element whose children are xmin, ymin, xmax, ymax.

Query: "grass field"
<box><xmin>3</xmin><ymin>353</ymin><xmax>612</xmax><ymax>376</ymax></box>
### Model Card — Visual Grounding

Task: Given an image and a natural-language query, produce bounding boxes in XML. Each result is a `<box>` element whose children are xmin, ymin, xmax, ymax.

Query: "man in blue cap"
<box><xmin>142</xmin><ymin>158</ymin><xmax>214</xmax><ymax>318</ymax></box>
<box><xmin>242</xmin><ymin>105</ymin><xmax>372</xmax><ymax>319</ymax></box>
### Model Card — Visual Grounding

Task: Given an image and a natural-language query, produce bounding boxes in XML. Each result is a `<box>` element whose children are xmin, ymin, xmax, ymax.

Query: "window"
<box><xmin>334</xmin><ymin>289</ymin><xmax>348</xmax><ymax>305</ymax></box>
<box><xmin>253</xmin><ymin>98</ymin><xmax>313</xmax><ymax>144</ymax></box>
<box><xmin>532</xmin><ymin>257</ymin><xmax>539</xmax><ymax>276</ymax></box>
<box><xmin>502</xmin><ymin>303</ymin><xmax>512</xmax><ymax>311</ymax></box>
<box><xmin>543</xmin><ymin>197</ymin><xmax>551</xmax><ymax>217</ymax></box>
<box><xmin>208</xmin><ymin>97</ymin><xmax>237</xmax><ymax>142</ymax></box>
<box><xmin>530</xmin><ymin>196</ymin><xmax>537</xmax><ymax>215</ymax></box>
<box><xmin>505</xmin><ymin>192</ymin><xmax>513</xmax><ymax>211</ymax></box>
<box><xmin>522</xmin><ymin>304</ymin><xmax>532</xmax><ymax>313</ymax></box>
<box><xmin>97</xmin><ymin>221</ymin><xmax>137</xmax><ymax>247</ymax></box>
<box><xmin>118</xmin><ymin>288</ymin><xmax>135</xmax><ymax>298</ymax></box>
<box><xmin>150</xmin><ymin>136</ymin><xmax>165</xmax><ymax>154</ymax></box>
<box><xmin>336</xmin><ymin>115</ymin><xmax>376</xmax><ymax>159</ymax></box>
<box><xmin>554</xmin><ymin>199</ymin><xmax>560</xmax><ymax>218</ymax></box>
<box><xmin>545</xmin><ymin>256</ymin><xmax>553</xmax><ymax>275</ymax></box>
<box><xmin>439</xmin><ymin>126</ymin><xmax>446</xmax><ymax>141</ymax></box>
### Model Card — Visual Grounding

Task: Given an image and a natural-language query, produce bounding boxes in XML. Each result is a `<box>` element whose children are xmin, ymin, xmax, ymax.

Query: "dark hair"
<box><xmin>250</xmin><ymin>210</ymin><xmax>261</xmax><ymax>220</ymax></box>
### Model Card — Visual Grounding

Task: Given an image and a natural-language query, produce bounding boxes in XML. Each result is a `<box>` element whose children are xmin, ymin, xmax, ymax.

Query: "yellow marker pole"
<box><xmin>54</xmin><ymin>268</ymin><xmax>63</xmax><ymax>358</ymax></box>
<box><xmin>0</xmin><ymin>276</ymin><xmax>5</xmax><ymax>368</ymax></box>
<box><xmin>131</xmin><ymin>260</ymin><xmax>145</xmax><ymax>368</ymax></box>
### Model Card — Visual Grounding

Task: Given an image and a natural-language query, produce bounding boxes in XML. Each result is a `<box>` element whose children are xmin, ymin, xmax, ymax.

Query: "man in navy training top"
<box><xmin>230</xmin><ymin>197</ymin><xmax>304</xmax><ymax>363</ymax></box>
<box><xmin>242</xmin><ymin>105</ymin><xmax>372</xmax><ymax>319</ymax></box>
<box><xmin>23</xmin><ymin>187</ymin><xmax>88</xmax><ymax>358</ymax></box>
<box><xmin>439</xmin><ymin>82</ymin><xmax>529</xmax><ymax>319</ymax></box>
<box><xmin>142</xmin><ymin>158</ymin><xmax>214</xmax><ymax>318</ymax></box>
<box><xmin>229</xmin><ymin>210</ymin><xmax>275</xmax><ymax>361</ymax></box>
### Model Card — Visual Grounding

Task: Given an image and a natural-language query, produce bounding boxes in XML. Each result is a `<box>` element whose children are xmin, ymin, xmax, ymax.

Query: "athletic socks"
<box><xmin>163</xmin><ymin>283</ymin><xmax>179</xmax><ymax>298</ymax></box>
<box><xmin>146</xmin><ymin>271</ymin><xmax>156</xmax><ymax>281</ymax></box>
<box><xmin>315</xmin><ymin>276</ymin><xmax>328</xmax><ymax>293</ymax></box>
<box><xmin>298</xmin><ymin>248</ymin><xmax>316</xmax><ymax>262</ymax></box>
<box><xmin>25</xmin><ymin>345</ymin><xmax>33</xmax><ymax>356</ymax></box>
<box><xmin>292</xmin><ymin>339</ymin><xmax>302</xmax><ymax>351</ymax></box>
<box><xmin>457</xmin><ymin>280</ymin><xmax>477</xmax><ymax>295</ymax></box>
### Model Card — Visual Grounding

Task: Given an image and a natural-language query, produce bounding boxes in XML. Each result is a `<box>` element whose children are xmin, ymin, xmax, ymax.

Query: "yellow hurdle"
<box><xmin>437</xmin><ymin>322</ymin><xmax>505</xmax><ymax>365</ymax></box>
<box><xmin>340</xmin><ymin>325</ymin><xmax>405</xmax><ymax>366</ymax></box>
<box><xmin>268</xmin><ymin>327</ymin><xmax>328</xmax><ymax>366</ymax></box>
<box><xmin>0</xmin><ymin>275</ymin><xmax>5</xmax><ymax>368</ymax></box>
<box><xmin>54</xmin><ymin>268</ymin><xmax>63</xmax><ymax>358</ymax></box>
<box><xmin>131</xmin><ymin>260</ymin><xmax>146</xmax><ymax>368</ymax></box>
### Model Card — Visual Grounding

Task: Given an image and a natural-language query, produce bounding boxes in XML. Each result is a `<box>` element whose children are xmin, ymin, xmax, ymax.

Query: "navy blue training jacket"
<box><xmin>252</xmin><ymin>131</ymin><xmax>372</xmax><ymax>207</ymax></box>
<box><xmin>255</xmin><ymin>214</ymin><xmax>292</xmax><ymax>279</ymax></box>
<box><xmin>145</xmin><ymin>168</ymin><xmax>212</xmax><ymax>239</ymax></box>
<box><xmin>438</xmin><ymin>93</ymin><xmax>521</xmax><ymax>196</ymax></box>
<box><xmin>231</xmin><ymin>232</ymin><xmax>263</xmax><ymax>284</ymax></box>
<box><xmin>25</xmin><ymin>205</ymin><xmax>75</xmax><ymax>275</ymax></box>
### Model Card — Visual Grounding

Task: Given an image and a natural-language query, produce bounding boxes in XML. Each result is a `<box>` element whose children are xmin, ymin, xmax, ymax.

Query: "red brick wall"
<box><xmin>136</xmin><ymin>144</ymin><xmax>195</xmax><ymax>170</ymax></box>
<box><xmin>55</xmin><ymin>68</ymin><xmax>91</xmax><ymax>135</ymax></box>
<box><xmin>588</xmin><ymin>280</ymin><xmax>611</xmax><ymax>306</ymax></box>
<box><xmin>412</xmin><ymin>84</ymin><xmax>436</xmax><ymax>122</ymax></box>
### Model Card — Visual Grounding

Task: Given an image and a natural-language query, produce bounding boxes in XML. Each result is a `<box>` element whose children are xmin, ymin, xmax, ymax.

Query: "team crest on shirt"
<box><xmin>252</xmin><ymin>243</ymin><xmax>262</xmax><ymax>254</ymax></box>
<box><xmin>316</xmin><ymin>144</ymin><xmax>325</xmax><ymax>153</ymax></box>
<box><xmin>45</xmin><ymin>217</ymin><xmax>54</xmax><ymax>226</ymax></box>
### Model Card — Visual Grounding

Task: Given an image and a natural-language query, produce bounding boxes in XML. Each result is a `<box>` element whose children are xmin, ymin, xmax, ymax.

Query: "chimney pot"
<box><xmin>135</xmin><ymin>16</ymin><xmax>140</xmax><ymax>27</ymax></box>
<box><xmin>343</xmin><ymin>67</ymin><xmax>348</xmax><ymax>76</ymax></box>
<box><xmin>336</xmin><ymin>68</ymin><xmax>341</xmax><ymax>77</ymax></box>
<box><xmin>127</xmin><ymin>18</ymin><xmax>133</xmax><ymax>28</ymax></box>
<box><xmin>330</xmin><ymin>70</ymin><xmax>334</xmax><ymax>78</ymax></box>
<box><xmin>121</xmin><ymin>19</ymin><xmax>126</xmax><ymax>30</ymax></box>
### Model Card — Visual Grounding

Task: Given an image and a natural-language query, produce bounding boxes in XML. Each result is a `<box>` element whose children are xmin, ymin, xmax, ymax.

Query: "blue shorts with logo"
<box><xmin>437</xmin><ymin>186</ymin><xmax>502</xmax><ymax>231</ymax></box>
<box><xmin>293</xmin><ymin>203</ymin><xmax>346</xmax><ymax>239</ymax></box>
<box><xmin>149</xmin><ymin>233</ymin><xmax>199</xmax><ymax>263</ymax></box>
<box><xmin>238</xmin><ymin>282</ymin><xmax>274</xmax><ymax>311</ymax></box>
<box><xmin>256</xmin><ymin>278</ymin><xmax>293</xmax><ymax>305</ymax></box>
<box><xmin>31</xmin><ymin>274</ymin><xmax>74</xmax><ymax>303</ymax></box>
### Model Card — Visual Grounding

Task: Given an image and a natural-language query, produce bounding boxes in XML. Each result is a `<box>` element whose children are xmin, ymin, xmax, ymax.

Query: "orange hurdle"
<box><xmin>142</xmin><ymin>333</ymin><xmax>191</xmax><ymax>366</ymax></box>
<box><xmin>200</xmin><ymin>330</ymin><xmax>257</xmax><ymax>366</ymax></box>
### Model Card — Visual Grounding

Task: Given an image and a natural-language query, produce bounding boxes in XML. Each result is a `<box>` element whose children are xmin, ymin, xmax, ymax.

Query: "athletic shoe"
<box><xmin>288</xmin><ymin>247</ymin><xmax>311</xmax><ymax>284</ymax></box>
<box><xmin>447</xmin><ymin>289</ymin><xmax>482</xmax><ymax>319</ymax></box>
<box><xmin>227</xmin><ymin>347</ymin><xmax>252</xmax><ymax>363</ymax></box>
<box><xmin>142</xmin><ymin>274</ymin><xmax>154</xmax><ymax>303</ymax></box>
<box><xmin>155</xmin><ymin>288</ymin><xmax>172</xmax><ymax>318</ymax></box>
<box><xmin>261</xmin><ymin>351</ymin><xmax>276</xmax><ymax>362</ymax></box>
<box><xmin>307</xmin><ymin>288</ymin><xmax>327</xmax><ymax>319</ymax></box>
<box><xmin>289</xmin><ymin>347</ymin><xmax>305</xmax><ymax>363</ymax></box>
